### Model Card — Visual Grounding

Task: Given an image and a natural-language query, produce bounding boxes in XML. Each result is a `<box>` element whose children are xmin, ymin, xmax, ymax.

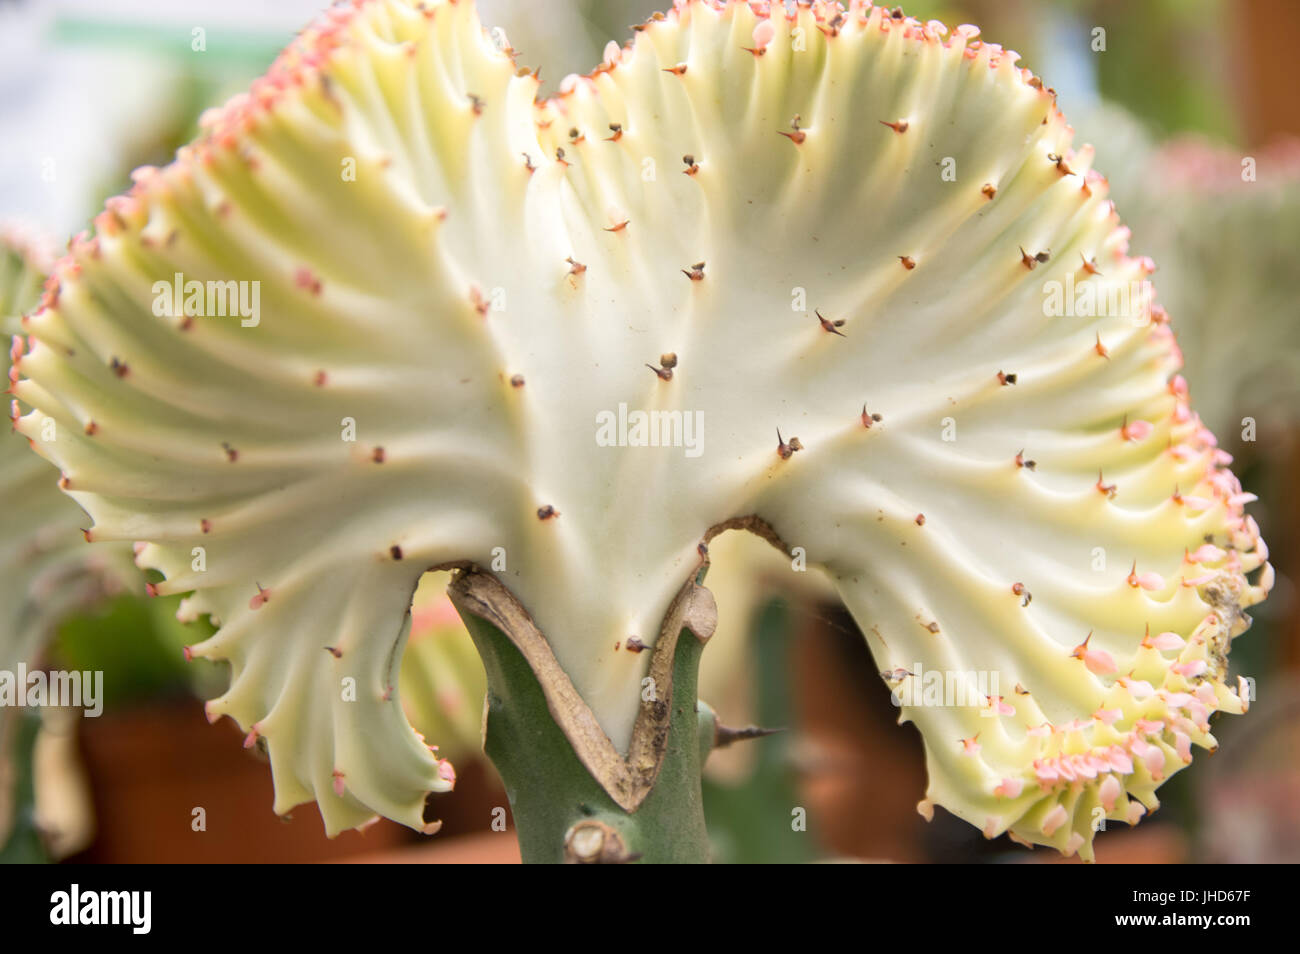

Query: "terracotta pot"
<box><xmin>67</xmin><ymin>699</ymin><xmax>506</xmax><ymax>863</ymax></box>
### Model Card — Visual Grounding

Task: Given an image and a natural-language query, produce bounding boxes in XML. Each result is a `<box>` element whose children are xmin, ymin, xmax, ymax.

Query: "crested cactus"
<box><xmin>9</xmin><ymin>0</ymin><xmax>1270</xmax><ymax>862</ymax></box>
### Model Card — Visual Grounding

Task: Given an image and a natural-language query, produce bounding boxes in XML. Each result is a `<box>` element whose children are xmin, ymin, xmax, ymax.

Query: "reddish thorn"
<box><xmin>249</xmin><ymin>584</ymin><xmax>271</xmax><ymax>610</ymax></box>
<box><xmin>816</xmin><ymin>309</ymin><xmax>846</xmax><ymax>336</ymax></box>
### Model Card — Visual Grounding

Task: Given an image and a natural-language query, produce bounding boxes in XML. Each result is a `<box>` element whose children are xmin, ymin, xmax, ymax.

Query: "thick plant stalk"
<box><xmin>452</xmin><ymin>570</ymin><xmax>713</xmax><ymax>863</ymax></box>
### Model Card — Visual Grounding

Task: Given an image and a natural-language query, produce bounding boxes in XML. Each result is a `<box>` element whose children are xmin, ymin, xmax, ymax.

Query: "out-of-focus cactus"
<box><xmin>11</xmin><ymin>0</ymin><xmax>1270</xmax><ymax>862</ymax></box>
<box><xmin>1129</xmin><ymin>139</ymin><xmax>1300</xmax><ymax>439</ymax></box>
<box><xmin>1072</xmin><ymin>105</ymin><xmax>1300</xmax><ymax>440</ymax></box>
<box><xmin>399</xmin><ymin>573</ymin><xmax>486</xmax><ymax>765</ymax></box>
<box><xmin>0</xmin><ymin>225</ymin><xmax>137</xmax><ymax>856</ymax></box>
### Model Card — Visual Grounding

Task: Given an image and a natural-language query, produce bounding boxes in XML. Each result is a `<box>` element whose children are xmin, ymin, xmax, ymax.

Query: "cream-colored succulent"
<box><xmin>11</xmin><ymin>0</ymin><xmax>1269</xmax><ymax>858</ymax></box>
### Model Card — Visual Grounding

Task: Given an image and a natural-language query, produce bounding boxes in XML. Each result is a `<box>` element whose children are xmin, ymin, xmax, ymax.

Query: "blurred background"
<box><xmin>0</xmin><ymin>0</ymin><xmax>1297</xmax><ymax>864</ymax></box>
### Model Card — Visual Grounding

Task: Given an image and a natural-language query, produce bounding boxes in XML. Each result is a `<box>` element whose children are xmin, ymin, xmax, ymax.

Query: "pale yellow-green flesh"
<box><xmin>13</xmin><ymin>0</ymin><xmax>1269</xmax><ymax>853</ymax></box>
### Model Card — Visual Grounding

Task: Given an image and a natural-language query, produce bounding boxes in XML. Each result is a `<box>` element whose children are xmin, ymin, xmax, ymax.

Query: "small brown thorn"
<box><xmin>997</xmin><ymin>370</ymin><xmax>1017</xmax><ymax>386</ymax></box>
<box><xmin>682</xmin><ymin>154</ymin><xmax>700</xmax><ymax>176</ymax></box>
<box><xmin>898</xmin><ymin>255</ymin><xmax>916</xmax><ymax>270</ymax></box>
<box><xmin>776</xmin><ymin>429</ymin><xmax>802</xmax><ymax>460</ymax></box>
<box><xmin>605</xmin><ymin>123</ymin><xmax>623</xmax><ymax>142</ymax></box>
<box><xmin>815</xmin><ymin>309</ymin><xmax>846</xmax><ymax>336</ymax></box>
<box><xmin>778</xmin><ymin>115</ymin><xmax>806</xmax><ymax>144</ymax></box>
<box><xmin>663</xmin><ymin>63</ymin><xmax>687</xmax><ymax>76</ymax></box>
<box><xmin>605</xmin><ymin>220</ymin><xmax>630</xmax><ymax>232</ymax></box>
<box><xmin>625</xmin><ymin>637</ymin><xmax>647</xmax><ymax>653</ymax></box>
<box><xmin>468</xmin><ymin>93</ymin><xmax>484</xmax><ymax>116</ymax></box>
<box><xmin>390</xmin><ymin>545</ymin><xmax>403</xmax><ymax>561</ymax></box>
<box><xmin>222</xmin><ymin>442</ymin><xmax>238</xmax><ymax>462</ymax></box>
<box><xmin>509</xmin><ymin>374</ymin><xmax>525</xmax><ymax>388</ymax></box>
<box><xmin>682</xmin><ymin>262</ymin><xmax>706</xmax><ymax>281</ymax></box>
<box><xmin>915</xmin><ymin>513</ymin><xmax>926</xmax><ymax>526</ymax></box>
<box><xmin>566</xmin><ymin>256</ymin><xmax>587</xmax><ymax>276</ymax></box>
<box><xmin>1094</xmin><ymin>332</ymin><xmax>1110</xmax><ymax>359</ymax></box>
<box><xmin>372</xmin><ymin>446</ymin><xmax>386</xmax><ymax>463</ymax></box>
<box><xmin>981</xmin><ymin>183</ymin><xmax>997</xmax><ymax>200</ymax></box>
<box><xmin>714</xmin><ymin>723</ymin><xmax>783</xmax><ymax>749</ymax></box>
<box><xmin>1080</xmin><ymin>252</ymin><xmax>1101</xmax><ymax>275</ymax></box>
<box><xmin>1047</xmin><ymin>152</ymin><xmax>1075</xmax><ymax>176</ymax></box>
<box><xmin>325</xmin><ymin>646</ymin><xmax>343</xmax><ymax>659</ymax></box>
<box><xmin>1096</xmin><ymin>470</ymin><xmax>1117</xmax><ymax>498</ymax></box>
<box><xmin>537</xmin><ymin>504</ymin><xmax>559</xmax><ymax>520</ymax></box>
<box><xmin>880</xmin><ymin>119</ymin><xmax>909</xmax><ymax>134</ymax></box>
<box><xmin>646</xmin><ymin>362</ymin><xmax>673</xmax><ymax>381</ymax></box>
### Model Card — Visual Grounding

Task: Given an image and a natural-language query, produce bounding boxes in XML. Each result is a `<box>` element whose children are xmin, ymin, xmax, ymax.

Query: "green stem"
<box><xmin>458</xmin><ymin>605</ymin><xmax>712</xmax><ymax>864</ymax></box>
